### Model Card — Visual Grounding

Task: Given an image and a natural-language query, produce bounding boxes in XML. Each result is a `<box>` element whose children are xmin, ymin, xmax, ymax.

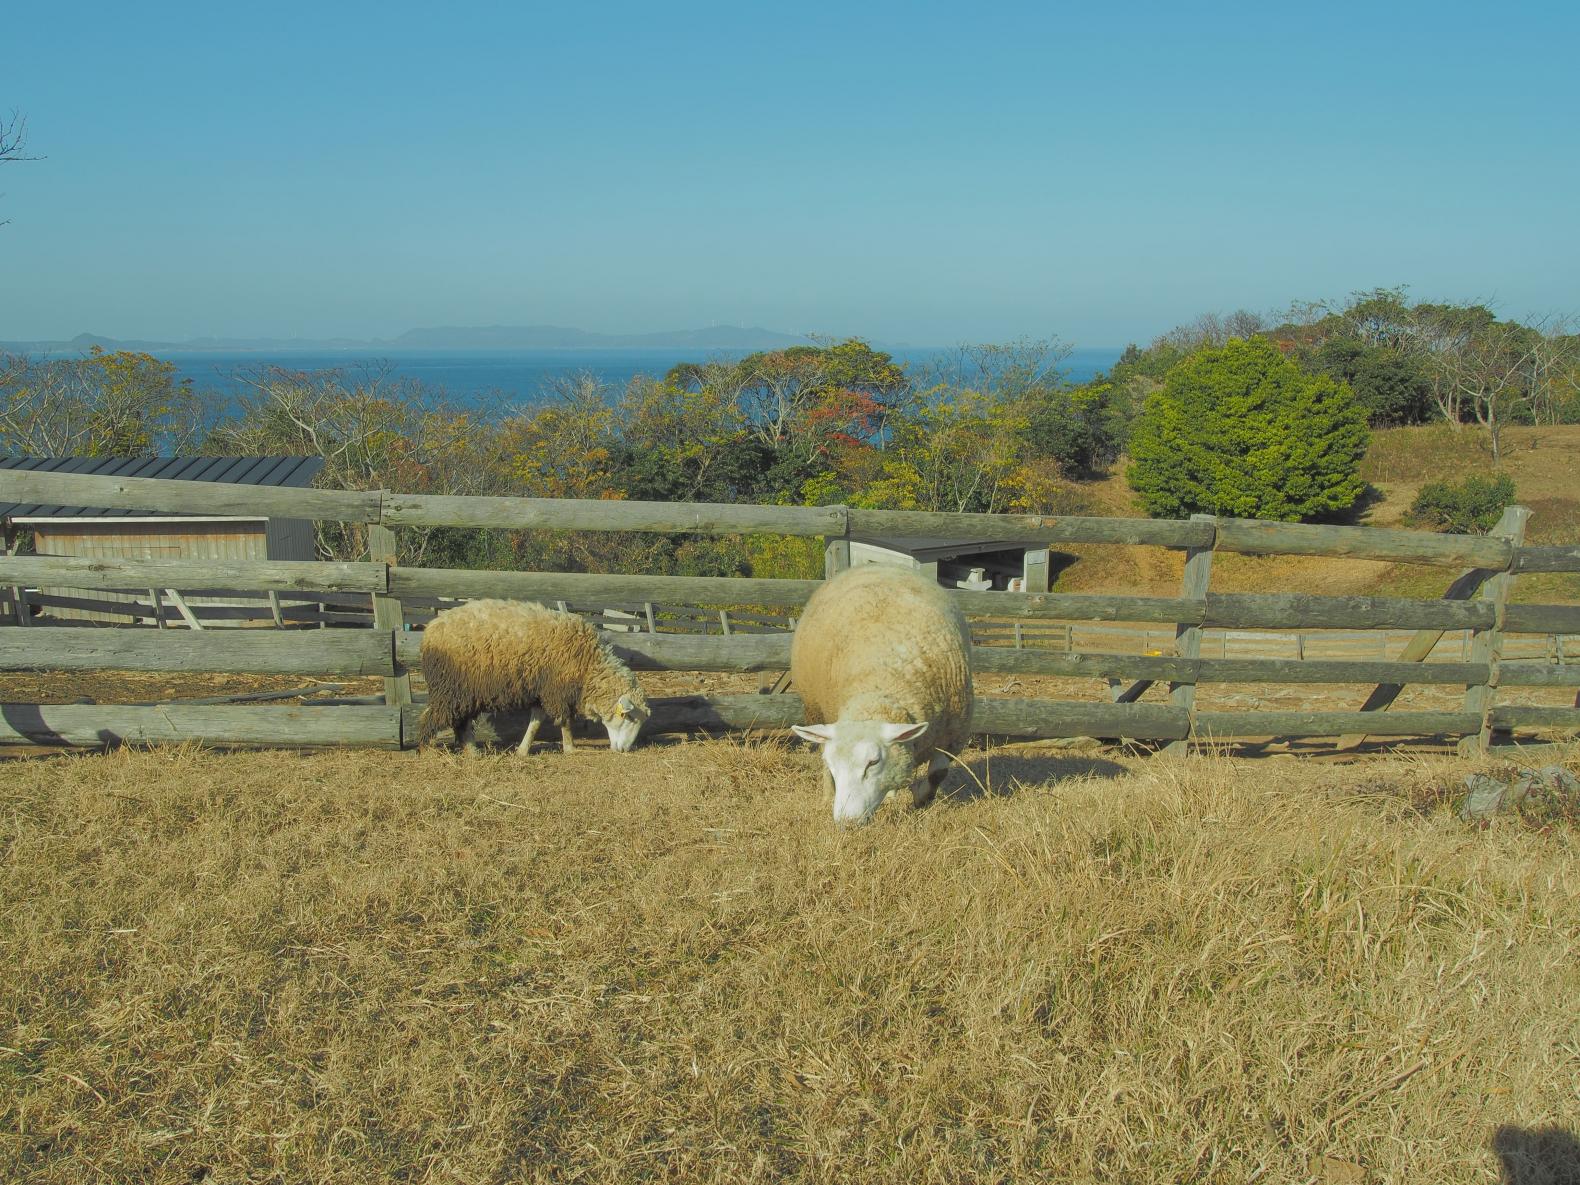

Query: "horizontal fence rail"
<box><xmin>7</xmin><ymin>468</ymin><xmax>1580</xmax><ymax>571</ymax></box>
<box><xmin>2</xmin><ymin>469</ymin><xmax>1578</xmax><ymax>756</ymax></box>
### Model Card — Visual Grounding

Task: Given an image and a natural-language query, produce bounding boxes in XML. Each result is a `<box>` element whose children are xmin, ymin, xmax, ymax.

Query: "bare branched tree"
<box><xmin>1</xmin><ymin>110</ymin><xmax>40</xmax><ymax>225</ymax></box>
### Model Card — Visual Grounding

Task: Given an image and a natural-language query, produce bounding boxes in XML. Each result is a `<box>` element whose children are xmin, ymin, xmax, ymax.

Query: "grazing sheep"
<box><xmin>417</xmin><ymin>599</ymin><xmax>649</xmax><ymax>755</ymax></box>
<box><xmin>790</xmin><ymin>565</ymin><xmax>973</xmax><ymax>824</ymax></box>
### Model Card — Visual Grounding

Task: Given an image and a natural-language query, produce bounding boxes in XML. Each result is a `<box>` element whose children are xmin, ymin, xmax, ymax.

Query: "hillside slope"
<box><xmin>1051</xmin><ymin>424</ymin><xmax>1580</xmax><ymax>603</ymax></box>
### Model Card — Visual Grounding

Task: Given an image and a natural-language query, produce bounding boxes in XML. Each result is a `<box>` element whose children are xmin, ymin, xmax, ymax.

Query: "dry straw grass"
<box><xmin>3</xmin><ymin>741</ymin><xmax>1578</xmax><ymax>1183</ymax></box>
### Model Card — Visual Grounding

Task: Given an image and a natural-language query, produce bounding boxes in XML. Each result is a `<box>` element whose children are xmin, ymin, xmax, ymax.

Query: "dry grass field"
<box><xmin>3</xmin><ymin>739</ymin><xmax>1578</xmax><ymax>1183</ymax></box>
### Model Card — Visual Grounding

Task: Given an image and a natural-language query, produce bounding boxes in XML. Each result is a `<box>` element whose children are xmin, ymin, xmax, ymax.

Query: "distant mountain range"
<box><xmin>0</xmin><ymin>324</ymin><xmax>817</xmax><ymax>354</ymax></box>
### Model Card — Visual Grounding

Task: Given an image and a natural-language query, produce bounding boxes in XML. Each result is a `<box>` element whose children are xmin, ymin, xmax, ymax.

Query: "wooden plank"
<box><xmin>0</xmin><ymin>628</ymin><xmax>397</xmax><ymax>676</ymax></box>
<box><xmin>1166</xmin><ymin>514</ymin><xmax>1216</xmax><ymax>755</ymax></box>
<box><xmin>1499</xmin><ymin>662</ymin><xmax>1580</xmax><ymax>688</ymax></box>
<box><xmin>402</xmin><ymin>696</ymin><xmax>1191</xmax><ymax>744</ymax></box>
<box><xmin>366</xmin><ymin>524</ymin><xmax>411</xmax><ymax>708</ymax></box>
<box><xmin>0</xmin><ymin>555</ymin><xmax>387</xmax><ymax>594</ymax></box>
<box><xmin>1503</xmin><ymin>604</ymin><xmax>1580</xmax><ymax>635</ymax></box>
<box><xmin>1194</xmin><ymin>710</ymin><xmax>1481</xmax><ymax>739</ymax></box>
<box><xmin>163</xmin><ymin>587</ymin><xmax>205</xmax><ymax>630</ymax></box>
<box><xmin>0</xmin><ymin>704</ymin><xmax>402</xmax><ymax>749</ymax></box>
<box><xmin>1213</xmin><ymin>517</ymin><xmax>1512</xmax><ymax>569</ymax></box>
<box><xmin>1204</xmin><ymin>593</ymin><xmax>1492</xmax><ymax>631</ymax></box>
<box><xmin>0</xmin><ymin>470</ymin><xmax>382</xmax><ymax>523</ymax></box>
<box><xmin>1335</xmin><ymin>512</ymin><xmax>1520</xmax><ymax>749</ymax></box>
<box><xmin>1461</xmin><ymin>507</ymin><xmax>1531</xmax><ymax>754</ymax></box>
<box><xmin>1486</xmin><ymin>705</ymin><xmax>1580</xmax><ymax>730</ymax></box>
<box><xmin>383</xmin><ymin>493</ymin><xmax>846</xmax><ymax>536</ymax></box>
<box><xmin>1513</xmin><ymin>545</ymin><xmax>1580</xmax><ymax>573</ymax></box>
<box><xmin>392</xmin><ymin>567</ymin><xmax>822</xmax><ymax>607</ymax></box>
<box><xmin>846</xmin><ymin>508</ymin><xmax>1213</xmax><ymax>549</ymax></box>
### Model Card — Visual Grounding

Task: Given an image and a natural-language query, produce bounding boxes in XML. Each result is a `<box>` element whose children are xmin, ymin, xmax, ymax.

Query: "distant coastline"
<box><xmin>0</xmin><ymin>323</ymin><xmax>821</xmax><ymax>355</ymax></box>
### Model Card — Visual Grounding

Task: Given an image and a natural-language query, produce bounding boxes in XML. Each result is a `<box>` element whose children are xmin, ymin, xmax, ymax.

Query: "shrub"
<box><xmin>1406</xmin><ymin>473</ymin><xmax>1517</xmax><ymax>534</ymax></box>
<box><xmin>1125</xmin><ymin>337</ymin><xmax>1371</xmax><ymax>521</ymax></box>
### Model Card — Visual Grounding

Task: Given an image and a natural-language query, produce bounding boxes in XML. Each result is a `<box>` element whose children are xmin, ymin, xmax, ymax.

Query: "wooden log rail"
<box><xmin>9</xmin><ymin>468</ymin><xmax>1580</xmax><ymax>571</ymax></box>
<box><xmin>2</xmin><ymin>469</ymin><xmax>1579</xmax><ymax>754</ymax></box>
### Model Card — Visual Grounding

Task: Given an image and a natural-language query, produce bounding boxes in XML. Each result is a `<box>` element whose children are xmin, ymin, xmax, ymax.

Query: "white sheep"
<box><xmin>417</xmin><ymin>599</ymin><xmax>649</xmax><ymax>754</ymax></box>
<box><xmin>789</xmin><ymin>565</ymin><xmax>974</xmax><ymax>824</ymax></box>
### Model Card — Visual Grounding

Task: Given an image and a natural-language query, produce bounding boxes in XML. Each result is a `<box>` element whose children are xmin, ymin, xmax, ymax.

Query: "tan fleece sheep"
<box><xmin>790</xmin><ymin>565</ymin><xmax>973</xmax><ymax>824</ymax></box>
<box><xmin>417</xmin><ymin>599</ymin><xmax>649</xmax><ymax>754</ymax></box>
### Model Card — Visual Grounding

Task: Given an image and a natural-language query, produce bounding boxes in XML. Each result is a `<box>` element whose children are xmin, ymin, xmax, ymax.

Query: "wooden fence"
<box><xmin>2</xmin><ymin>469</ymin><xmax>1579</xmax><ymax>756</ymax></box>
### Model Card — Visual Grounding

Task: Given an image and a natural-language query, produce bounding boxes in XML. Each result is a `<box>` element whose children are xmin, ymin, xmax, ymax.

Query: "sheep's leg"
<box><xmin>458</xmin><ymin>716</ymin><xmax>480</xmax><ymax>757</ymax></box>
<box><xmin>517</xmin><ymin>707</ymin><xmax>547</xmax><ymax>756</ymax></box>
<box><xmin>912</xmin><ymin>753</ymin><xmax>950</xmax><ymax>808</ymax></box>
<box><xmin>559</xmin><ymin>716</ymin><xmax>576</xmax><ymax>754</ymax></box>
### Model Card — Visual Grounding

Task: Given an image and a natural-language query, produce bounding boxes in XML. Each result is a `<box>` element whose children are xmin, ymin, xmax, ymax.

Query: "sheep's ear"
<box><xmin>880</xmin><ymin>721</ymin><xmax>929</xmax><ymax>744</ymax></box>
<box><xmin>617</xmin><ymin>694</ymin><xmax>642</xmax><ymax>717</ymax></box>
<box><xmin>792</xmin><ymin>724</ymin><xmax>836</xmax><ymax>746</ymax></box>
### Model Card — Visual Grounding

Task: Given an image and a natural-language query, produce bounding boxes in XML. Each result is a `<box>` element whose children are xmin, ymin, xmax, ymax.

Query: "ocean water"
<box><xmin>163</xmin><ymin>346</ymin><xmax>1123</xmax><ymax>412</ymax></box>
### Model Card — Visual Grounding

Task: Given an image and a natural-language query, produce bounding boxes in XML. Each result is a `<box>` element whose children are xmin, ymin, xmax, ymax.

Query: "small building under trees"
<box><xmin>0</xmin><ymin>455</ymin><xmax>324</xmax><ymax>624</ymax></box>
<box><xmin>836</xmin><ymin>534</ymin><xmax>1052</xmax><ymax>592</ymax></box>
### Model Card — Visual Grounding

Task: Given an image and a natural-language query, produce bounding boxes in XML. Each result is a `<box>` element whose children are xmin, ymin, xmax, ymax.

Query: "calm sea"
<box><xmin>162</xmin><ymin>346</ymin><xmax>1123</xmax><ymax>411</ymax></box>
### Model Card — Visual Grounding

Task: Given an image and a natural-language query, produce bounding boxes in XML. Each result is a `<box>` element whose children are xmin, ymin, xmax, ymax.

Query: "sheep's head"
<box><xmin>600</xmin><ymin>692</ymin><xmax>649</xmax><ymax>753</ymax></box>
<box><xmin>791</xmin><ymin>720</ymin><xmax>930</xmax><ymax>825</ymax></box>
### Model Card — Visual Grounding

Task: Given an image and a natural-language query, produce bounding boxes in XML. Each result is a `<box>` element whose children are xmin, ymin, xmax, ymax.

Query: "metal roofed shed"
<box><xmin>1</xmin><ymin>455</ymin><xmax>326</xmax><ymax>625</ymax></box>
<box><xmin>840</xmin><ymin>534</ymin><xmax>1051</xmax><ymax>593</ymax></box>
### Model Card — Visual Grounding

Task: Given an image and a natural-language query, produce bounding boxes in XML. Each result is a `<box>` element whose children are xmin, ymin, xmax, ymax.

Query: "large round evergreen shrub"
<box><xmin>1125</xmin><ymin>337</ymin><xmax>1370</xmax><ymax>521</ymax></box>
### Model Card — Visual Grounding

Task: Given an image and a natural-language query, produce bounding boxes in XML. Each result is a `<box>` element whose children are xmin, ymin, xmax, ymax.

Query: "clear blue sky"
<box><xmin>4</xmin><ymin>0</ymin><xmax>1576</xmax><ymax>347</ymax></box>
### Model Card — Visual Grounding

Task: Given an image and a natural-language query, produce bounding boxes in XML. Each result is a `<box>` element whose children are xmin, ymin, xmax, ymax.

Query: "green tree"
<box><xmin>1126</xmin><ymin>337</ymin><xmax>1370</xmax><ymax>521</ymax></box>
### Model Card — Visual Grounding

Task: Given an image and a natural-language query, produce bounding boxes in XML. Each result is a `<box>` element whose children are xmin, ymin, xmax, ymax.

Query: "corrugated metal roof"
<box><xmin>0</xmin><ymin>455</ymin><xmax>327</xmax><ymax>519</ymax></box>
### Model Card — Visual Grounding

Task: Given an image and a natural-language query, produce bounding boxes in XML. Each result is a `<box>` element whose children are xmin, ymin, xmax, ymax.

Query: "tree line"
<box><xmin>2</xmin><ymin>290</ymin><xmax>1576</xmax><ymax>575</ymax></box>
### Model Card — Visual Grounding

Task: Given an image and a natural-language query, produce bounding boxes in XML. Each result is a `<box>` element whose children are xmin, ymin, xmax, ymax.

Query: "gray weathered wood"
<box><xmin>846</xmin><ymin>508</ymin><xmax>1213</xmax><ymax>549</ymax></box>
<box><xmin>824</xmin><ymin>536</ymin><xmax>851</xmax><ymax>578</ymax></box>
<box><xmin>0</xmin><ymin>470</ymin><xmax>382</xmax><ymax>523</ymax></box>
<box><xmin>1486</xmin><ymin>705</ymin><xmax>1580</xmax><ymax>730</ymax></box>
<box><xmin>1461</xmin><ymin>507</ymin><xmax>1530</xmax><ymax>753</ymax></box>
<box><xmin>402</xmin><ymin>695</ymin><xmax>1192</xmax><ymax>744</ymax></box>
<box><xmin>1203</xmin><ymin>593</ymin><xmax>1492</xmax><ymax>631</ymax></box>
<box><xmin>1194</xmin><ymin>710</ymin><xmax>1482</xmax><ymax>739</ymax></box>
<box><xmin>1212</xmin><ymin>518</ymin><xmax>1512</xmax><ymax>569</ymax></box>
<box><xmin>1503</xmin><ymin>604</ymin><xmax>1580</xmax><ymax>635</ymax></box>
<box><xmin>0</xmin><ymin>628</ymin><xmax>396</xmax><ymax>676</ymax></box>
<box><xmin>392</xmin><ymin>567</ymin><xmax>822</xmax><ymax>607</ymax></box>
<box><xmin>0</xmin><ymin>703</ymin><xmax>402</xmax><ymax>749</ymax></box>
<box><xmin>0</xmin><ymin>554</ymin><xmax>387</xmax><ymax>594</ymax></box>
<box><xmin>383</xmin><ymin>493</ymin><xmax>846</xmax><ymax>536</ymax></box>
<box><xmin>1335</xmin><ymin>510</ymin><xmax>1521</xmax><ymax>749</ymax></box>
<box><xmin>1166</xmin><ymin>514</ymin><xmax>1216</xmax><ymax>755</ymax></box>
<box><xmin>163</xmin><ymin>587</ymin><xmax>205</xmax><ymax>630</ymax></box>
<box><xmin>1513</xmin><ymin>545</ymin><xmax>1580</xmax><ymax>573</ymax></box>
<box><xmin>1499</xmin><ymin>661</ymin><xmax>1580</xmax><ymax>687</ymax></box>
<box><xmin>366</xmin><ymin>524</ymin><xmax>412</xmax><ymax>708</ymax></box>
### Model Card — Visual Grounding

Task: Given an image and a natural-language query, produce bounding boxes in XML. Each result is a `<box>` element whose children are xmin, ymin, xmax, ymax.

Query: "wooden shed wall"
<box><xmin>33</xmin><ymin>520</ymin><xmax>269</xmax><ymax>622</ymax></box>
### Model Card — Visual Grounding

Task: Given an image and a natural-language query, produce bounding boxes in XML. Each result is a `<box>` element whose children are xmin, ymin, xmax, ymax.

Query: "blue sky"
<box><xmin>3</xmin><ymin>0</ymin><xmax>1576</xmax><ymax>347</ymax></box>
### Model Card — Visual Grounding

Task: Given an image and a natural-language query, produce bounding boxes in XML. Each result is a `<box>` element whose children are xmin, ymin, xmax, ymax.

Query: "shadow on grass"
<box><xmin>1493</xmin><ymin>1124</ymin><xmax>1580</xmax><ymax>1185</ymax></box>
<box><xmin>942</xmin><ymin>752</ymin><xmax>1129</xmax><ymax>803</ymax></box>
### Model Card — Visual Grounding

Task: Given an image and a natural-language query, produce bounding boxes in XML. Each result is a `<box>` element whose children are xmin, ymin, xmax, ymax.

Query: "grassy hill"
<box><xmin>1052</xmin><ymin>424</ymin><xmax>1580</xmax><ymax>604</ymax></box>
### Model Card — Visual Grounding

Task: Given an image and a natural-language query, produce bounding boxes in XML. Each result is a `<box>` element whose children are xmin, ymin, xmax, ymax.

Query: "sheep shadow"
<box><xmin>1493</xmin><ymin>1125</ymin><xmax>1580</xmax><ymax>1185</ymax></box>
<box><xmin>941</xmin><ymin>751</ymin><xmax>1129</xmax><ymax>803</ymax></box>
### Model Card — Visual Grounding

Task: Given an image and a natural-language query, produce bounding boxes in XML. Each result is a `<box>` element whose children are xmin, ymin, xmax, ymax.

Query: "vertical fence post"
<box><xmin>1166</xmin><ymin>514</ymin><xmax>1217</xmax><ymax>756</ymax></box>
<box><xmin>1459</xmin><ymin>505</ymin><xmax>1529</xmax><ymax>755</ymax></box>
<box><xmin>367</xmin><ymin>523</ymin><xmax>412</xmax><ymax>710</ymax></box>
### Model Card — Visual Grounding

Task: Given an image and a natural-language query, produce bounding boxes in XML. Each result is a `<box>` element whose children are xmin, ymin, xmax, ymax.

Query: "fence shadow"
<box><xmin>1493</xmin><ymin>1125</ymin><xmax>1580</xmax><ymax>1185</ymax></box>
<box><xmin>943</xmin><ymin>752</ymin><xmax>1129</xmax><ymax>803</ymax></box>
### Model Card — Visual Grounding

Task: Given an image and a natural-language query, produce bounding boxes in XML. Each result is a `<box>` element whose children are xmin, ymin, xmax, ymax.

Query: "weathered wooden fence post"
<box><xmin>1166</xmin><ymin>513</ymin><xmax>1218</xmax><ymax>756</ymax></box>
<box><xmin>1460</xmin><ymin>505</ymin><xmax>1530</xmax><ymax>755</ymax></box>
<box><xmin>366</xmin><ymin>522</ymin><xmax>412</xmax><ymax>712</ymax></box>
<box><xmin>823</xmin><ymin>505</ymin><xmax>852</xmax><ymax>579</ymax></box>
